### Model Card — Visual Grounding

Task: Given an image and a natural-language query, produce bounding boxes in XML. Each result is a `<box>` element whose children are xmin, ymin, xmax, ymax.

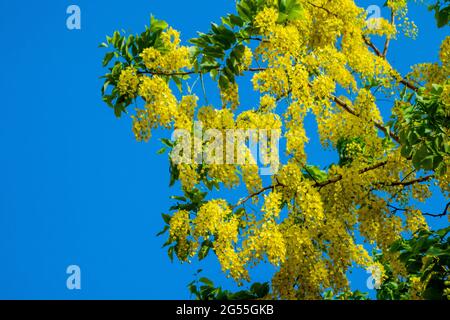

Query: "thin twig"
<box><xmin>139</xmin><ymin>67</ymin><xmax>265</xmax><ymax>77</ymax></box>
<box><xmin>303</xmin><ymin>166</ymin><xmax>319</xmax><ymax>184</ymax></box>
<box><xmin>362</xmin><ymin>37</ymin><xmax>418</xmax><ymax>91</ymax></box>
<box><xmin>233</xmin><ymin>183</ymin><xmax>284</xmax><ymax>208</ymax></box>
<box><xmin>314</xmin><ymin>160</ymin><xmax>389</xmax><ymax>188</ymax></box>
<box><xmin>363</xmin><ymin>36</ymin><xmax>382</xmax><ymax>57</ymax></box>
<box><xmin>382</xmin><ymin>10</ymin><xmax>395</xmax><ymax>57</ymax></box>
<box><xmin>388</xmin><ymin>202</ymin><xmax>450</xmax><ymax>218</ymax></box>
<box><xmin>307</xmin><ymin>1</ymin><xmax>339</xmax><ymax>18</ymax></box>
<box><xmin>423</xmin><ymin>202</ymin><xmax>450</xmax><ymax>218</ymax></box>
<box><xmin>331</xmin><ymin>94</ymin><xmax>400</xmax><ymax>143</ymax></box>
<box><xmin>378</xmin><ymin>174</ymin><xmax>434</xmax><ymax>187</ymax></box>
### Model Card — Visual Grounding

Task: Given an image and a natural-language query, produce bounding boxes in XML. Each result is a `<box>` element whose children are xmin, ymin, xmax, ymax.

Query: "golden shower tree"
<box><xmin>100</xmin><ymin>0</ymin><xmax>449</xmax><ymax>299</ymax></box>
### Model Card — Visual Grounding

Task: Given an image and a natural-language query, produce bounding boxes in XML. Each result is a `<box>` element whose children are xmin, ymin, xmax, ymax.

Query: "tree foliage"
<box><xmin>376</xmin><ymin>226</ymin><xmax>450</xmax><ymax>300</ymax></box>
<box><xmin>100</xmin><ymin>0</ymin><xmax>450</xmax><ymax>299</ymax></box>
<box><xmin>429</xmin><ymin>0</ymin><xmax>450</xmax><ymax>27</ymax></box>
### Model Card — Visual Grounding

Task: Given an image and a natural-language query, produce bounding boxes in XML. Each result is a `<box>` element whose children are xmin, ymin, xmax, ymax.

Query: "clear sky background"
<box><xmin>0</xmin><ymin>0</ymin><xmax>448</xmax><ymax>299</ymax></box>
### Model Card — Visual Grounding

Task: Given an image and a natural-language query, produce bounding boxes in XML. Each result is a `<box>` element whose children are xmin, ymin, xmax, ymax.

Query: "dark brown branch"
<box><xmin>362</xmin><ymin>37</ymin><xmax>418</xmax><ymax>92</ymax></box>
<box><xmin>388</xmin><ymin>201</ymin><xmax>450</xmax><ymax>218</ymax></box>
<box><xmin>331</xmin><ymin>95</ymin><xmax>400</xmax><ymax>143</ymax></box>
<box><xmin>234</xmin><ymin>162</ymin><xmax>434</xmax><ymax>208</ymax></box>
<box><xmin>399</xmin><ymin>78</ymin><xmax>419</xmax><ymax>91</ymax></box>
<box><xmin>233</xmin><ymin>183</ymin><xmax>283</xmax><ymax>208</ymax></box>
<box><xmin>139</xmin><ymin>67</ymin><xmax>265</xmax><ymax>77</ymax></box>
<box><xmin>379</xmin><ymin>174</ymin><xmax>434</xmax><ymax>187</ymax></box>
<box><xmin>387</xmin><ymin>169</ymin><xmax>416</xmax><ymax>202</ymax></box>
<box><xmin>314</xmin><ymin>160</ymin><xmax>389</xmax><ymax>188</ymax></box>
<box><xmin>139</xmin><ymin>70</ymin><xmax>199</xmax><ymax>76</ymax></box>
<box><xmin>363</xmin><ymin>36</ymin><xmax>383</xmax><ymax>57</ymax></box>
<box><xmin>382</xmin><ymin>10</ymin><xmax>395</xmax><ymax>57</ymax></box>
<box><xmin>307</xmin><ymin>1</ymin><xmax>339</xmax><ymax>18</ymax></box>
<box><xmin>423</xmin><ymin>202</ymin><xmax>450</xmax><ymax>218</ymax></box>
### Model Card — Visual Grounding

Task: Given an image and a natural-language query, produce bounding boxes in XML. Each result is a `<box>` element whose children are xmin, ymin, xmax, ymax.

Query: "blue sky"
<box><xmin>0</xmin><ymin>1</ymin><xmax>448</xmax><ymax>299</ymax></box>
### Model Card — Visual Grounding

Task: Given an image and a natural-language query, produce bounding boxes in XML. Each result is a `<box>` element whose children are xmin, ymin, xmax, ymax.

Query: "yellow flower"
<box><xmin>138</xmin><ymin>76</ymin><xmax>178</xmax><ymax>128</ymax></box>
<box><xmin>259</xmin><ymin>95</ymin><xmax>277</xmax><ymax>112</ymax></box>
<box><xmin>237</xmin><ymin>46</ymin><xmax>253</xmax><ymax>74</ymax></box>
<box><xmin>262</xmin><ymin>191</ymin><xmax>283</xmax><ymax>219</ymax></box>
<box><xmin>220</xmin><ymin>82</ymin><xmax>239</xmax><ymax>110</ymax></box>
<box><xmin>254</xmin><ymin>7</ymin><xmax>278</xmax><ymax>35</ymax></box>
<box><xmin>169</xmin><ymin>210</ymin><xmax>194</xmax><ymax>261</ymax></box>
<box><xmin>140</xmin><ymin>27</ymin><xmax>191</xmax><ymax>73</ymax></box>
<box><xmin>440</xmin><ymin>36</ymin><xmax>450</xmax><ymax>71</ymax></box>
<box><xmin>117</xmin><ymin>66</ymin><xmax>140</xmax><ymax>98</ymax></box>
<box><xmin>140</xmin><ymin>47</ymin><xmax>163</xmax><ymax>70</ymax></box>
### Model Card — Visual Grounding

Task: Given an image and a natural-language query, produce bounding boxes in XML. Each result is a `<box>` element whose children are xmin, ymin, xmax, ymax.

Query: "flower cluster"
<box><xmin>140</xmin><ymin>27</ymin><xmax>192</xmax><ymax>73</ymax></box>
<box><xmin>117</xmin><ymin>66</ymin><xmax>140</xmax><ymax>98</ymax></box>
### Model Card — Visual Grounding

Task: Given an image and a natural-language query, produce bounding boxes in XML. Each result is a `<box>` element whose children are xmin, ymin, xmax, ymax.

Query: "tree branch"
<box><xmin>233</xmin><ymin>183</ymin><xmax>284</xmax><ymax>208</ymax></box>
<box><xmin>379</xmin><ymin>174</ymin><xmax>434</xmax><ymax>187</ymax></box>
<box><xmin>363</xmin><ymin>36</ymin><xmax>382</xmax><ymax>57</ymax></box>
<box><xmin>382</xmin><ymin>10</ymin><xmax>395</xmax><ymax>57</ymax></box>
<box><xmin>388</xmin><ymin>201</ymin><xmax>450</xmax><ymax>218</ymax></box>
<box><xmin>314</xmin><ymin>160</ymin><xmax>389</xmax><ymax>188</ymax></box>
<box><xmin>139</xmin><ymin>67</ymin><xmax>265</xmax><ymax>77</ymax></box>
<box><xmin>306</xmin><ymin>1</ymin><xmax>339</xmax><ymax>18</ymax></box>
<box><xmin>362</xmin><ymin>37</ymin><xmax>418</xmax><ymax>91</ymax></box>
<box><xmin>423</xmin><ymin>202</ymin><xmax>450</xmax><ymax>218</ymax></box>
<box><xmin>233</xmin><ymin>164</ymin><xmax>434</xmax><ymax>209</ymax></box>
<box><xmin>331</xmin><ymin>94</ymin><xmax>400</xmax><ymax>143</ymax></box>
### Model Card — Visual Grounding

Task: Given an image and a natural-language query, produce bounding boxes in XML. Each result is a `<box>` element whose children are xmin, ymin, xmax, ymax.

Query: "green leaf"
<box><xmin>412</xmin><ymin>143</ymin><xmax>429</xmax><ymax>169</ymax></box>
<box><xmin>101</xmin><ymin>80</ymin><xmax>110</xmax><ymax>95</ymax></box>
<box><xmin>162</xmin><ymin>213</ymin><xmax>172</xmax><ymax>224</ymax></box>
<box><xmin>157</xmin><ymin>147</ymin><xmax>167</xmax><ymax>155</ymax></box>
<box><xmin>199</xmin><ymin>277</ymin><xmax>214</xmax><ymax>286</ymax></box>
<box><xmin>422</xmin><ymin>283</ymin><xmax>443</xmax><ymax>300</ymax></box>
<box><xmin>278</xmin><ymin>0</ymin><xmax>304</xmax><ymax>22</ymax></box>
<box><xmin>436</xmin><ymin>226</ymin><xmax>450</xmax><ymax>238</ymax></box>
<box><xmin>235</xmin><ymin>207</ymin><xmax>246</xmax><ymax>217</ymax></box>
<box><xmin>168</xmin><ymin>246</ymin><xmax>175</xmax><ymax>262</ymax></box>
<box><xmin>114</xmin><ymin>104</ymin><xmax>124</xmax><ymax>118</ymax></box>
<box><xmin>150</xmin><ymin>15</ymin><xmax>168</xmax><ymax>33</ymax></box>
<box><xmin>156</xmin><ymin>225</ymin><xmax>169</xmax><ymax>236</ymax></box>
<box><xmin>436</xmin><ymin>7</ymin><xmax>450</xmax><ymax>28</ymax></box>
<box><xmin>160</xmin><ymin>138</ymin><xmax>174</xmax><ymax>147</ymax></box>
<box><xmin>170</xmin><ymin>195</ymin><xmax>187</xmax><ymax>202</ymax></box>
<box><xmin>172</xmin><ymin>76</ymin><xmax>183</xmax><ymax>92</ymax></box>
<box><xmin>229</xmin><ymin>14</ymin><xmax>245</xmax><ymax>27</ymax></box>
<box><xmin>169</xmin><ymin>161</ymin><xmax>180</xmax><ymax>187</ymax></box>
<box><xmin>250</xmin><ymin>282</ymin><xmax>270</xmax><ymax>298</ymax></box>
<box><xmin>102</xmin><ymin>52</ymin><xmax>115</xmax><ymax>67</ymax></box>
<box><xmin>219</xmin><ymin>74</ymin><xmax>230</xmax><ymax>90</ymax></box>
<box><xmin>198</xmin><ymin>241</ymin><xmax>212</xmax><ymax>261</ymax></box>
<box><xmin>427</xmin><ymin>246</ymin><xmax>448</xmax><ymax>257</ymax></box>
<box><xmin>237</xmin><ymin>1</ymin><xmax>253</xmax><ymax>22</ymax></box>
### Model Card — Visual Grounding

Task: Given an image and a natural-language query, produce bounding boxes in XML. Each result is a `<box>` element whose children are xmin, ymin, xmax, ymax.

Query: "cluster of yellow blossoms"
<box><xmin>116</xmin><ymin>27</ymin><xmax>193</xmax><ymax>142</ymax></box>
<box><xmin>169</xmin><ymin>210</ymin><xmax>196</xmax><ymax>261</ymax></box>
<box><xmin>141</xmin><ymin>27</ymin><xmax>192</xmax><ymax>73</ymax></box>
<box><xmin>117</xmin><ymin>66</ymin><xmax>140</xmax><ymax>98</ymax></box>
<box><xmin>254</xmin><ymin>7</ymin><xmax>279</xmax><ymax>36</ymax></box>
